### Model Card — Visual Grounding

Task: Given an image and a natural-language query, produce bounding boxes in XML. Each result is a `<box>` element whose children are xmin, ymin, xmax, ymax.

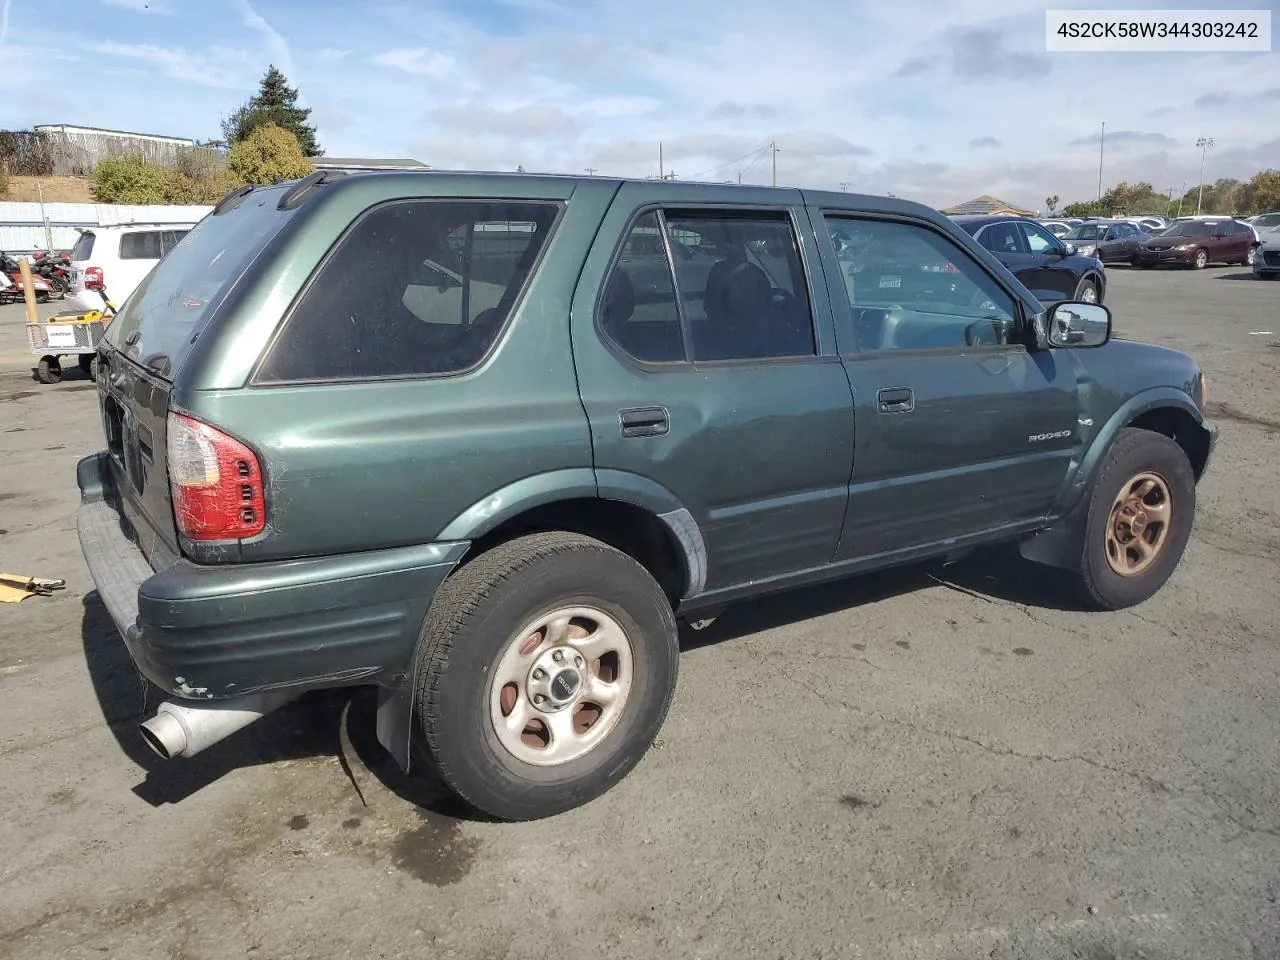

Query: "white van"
<box><xmin>67</xmin><ymin>222</ymin><xmax>197</xmax><ymax>309</ymax></box>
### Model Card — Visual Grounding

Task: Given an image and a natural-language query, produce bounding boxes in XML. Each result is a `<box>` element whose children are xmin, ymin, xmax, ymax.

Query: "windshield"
<box><xmin>1162</xmin><ymin>221</ymin><xmax>1214</xmax><ymax>238</ymax></box>
<box><xmin>1251</xmin><ymin>213</ymin><xmax>1280</xmax><ymax>229</ymax></box>
<box><xmin>1062</xmin><ymin>224</ymin><xmax>1102</xmax><ymax>241</ymax></box>
<box><xmin>104</xmin><ymin>188</ymin><xmax>294</xmax><ymax>379</ymax></box>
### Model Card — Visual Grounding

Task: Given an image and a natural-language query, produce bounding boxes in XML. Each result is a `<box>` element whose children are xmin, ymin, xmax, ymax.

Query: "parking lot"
<box><xmin>1</xmin><ymin>265</ymin><xmax>1277</xmax><ymax>959</ymax></box>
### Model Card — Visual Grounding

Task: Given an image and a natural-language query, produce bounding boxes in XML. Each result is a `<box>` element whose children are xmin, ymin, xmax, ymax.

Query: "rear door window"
<box><xmin>256</xmin><ymin>200</ymin><xmax>561</xmax><ymax>383</ymax></box>
<box><xmin>119</xmin><ymin>231</ymin><xmax>164</xmax><ymax>260</ymax></box>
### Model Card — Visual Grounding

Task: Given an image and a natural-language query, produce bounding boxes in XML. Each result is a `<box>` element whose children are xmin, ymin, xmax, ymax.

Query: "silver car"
<box><xmin>1253</xmin><ymin>224</ymin><xmax>1280</xmax><ymax>279</ymax></box>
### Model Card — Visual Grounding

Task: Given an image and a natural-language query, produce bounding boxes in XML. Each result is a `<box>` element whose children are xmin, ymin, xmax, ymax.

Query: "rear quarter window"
<box><xmin>255</xmin><ymin>199</ymin><xmax>561</xmax><ymax>383</ymax></box>
<box><xmin>119</xmin><ymin>231</ymin><xmax>165</xmax><ymax>260</ymax></box>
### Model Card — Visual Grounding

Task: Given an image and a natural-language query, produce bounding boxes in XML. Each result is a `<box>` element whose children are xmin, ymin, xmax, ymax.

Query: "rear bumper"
<box><xmin>76</xmin><ymin>451</ymin><xmax>467</xmax><ymax>700</ymax></box>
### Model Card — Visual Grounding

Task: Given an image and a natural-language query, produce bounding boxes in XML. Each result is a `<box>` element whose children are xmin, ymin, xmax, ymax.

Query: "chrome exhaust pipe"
<box><xmin>140</xmin><ymin>689</ymin><xmax>300</xmax><ymax>759</ymax></box>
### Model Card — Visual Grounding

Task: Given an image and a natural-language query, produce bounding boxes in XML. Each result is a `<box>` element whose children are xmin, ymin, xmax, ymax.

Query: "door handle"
<box><xmin>877</xmin><ymin>387</ymin><xmax>914</xmax><ymax>414</ymax></box>
<box><xmin>619</xmin><ymin>406</ymin><xmax>669</xmax><ymax>438</ymax></box>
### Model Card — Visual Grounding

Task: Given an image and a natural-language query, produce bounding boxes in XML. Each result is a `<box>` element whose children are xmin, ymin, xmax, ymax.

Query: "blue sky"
<box><xmin>1</xmin><ymin>0</ymin><xmax>1277</xmax><ymax>209</ymax></box>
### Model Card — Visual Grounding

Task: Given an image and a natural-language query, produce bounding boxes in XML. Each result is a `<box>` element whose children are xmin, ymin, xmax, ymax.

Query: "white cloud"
<box><xmin>371</xmin><ymin>47</ymin><xmax>456</xmax><ymax>77</ymax></box>
<box><xmin>84</xmin><ymin>40</ymin><xmax>252</xmax><ymax>89</ymax></box>
<box><xmin>239</xmin><ymin>0</ymin><xmax>292</xmax><ymax>76</ymax></box>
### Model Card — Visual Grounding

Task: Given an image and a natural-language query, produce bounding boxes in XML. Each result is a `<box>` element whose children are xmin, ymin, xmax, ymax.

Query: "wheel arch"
<box><xmin>1021</xmin><ymin>389</ymin><xmax>1209</xmax><ymax>571</ymax></box>
<box><xmin>376</xmin><ymin>475</ymin><xmax>707</xmax><ymax>772</ymax></box>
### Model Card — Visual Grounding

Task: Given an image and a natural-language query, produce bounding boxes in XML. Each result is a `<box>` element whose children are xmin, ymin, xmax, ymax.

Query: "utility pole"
<box><xmin>1195</xmin><ymin>137</ymin><xmax>1214</xmax><ymax>215</ymax></box>
<box><xmin>1175</xmin><ymin>180</ymin><xmax>1187</xmax><ymax>217</ymax></box>
<box><xmin>770</xmin><ymin>140</ymin><xmax>779</xmax><ymax>187</ymax></box>
<box><xmin>1096</xmin><ymin>121</ymin><xmax>1105</xmax><ymax>203</ymax></box>
<box><xmin>658</xmin><ymin>141</ymin><xmax>664</xmax><ymax>181</ymax></box>
<box><xmin>839</xmin><ymin>181</ymin><xmax>850</xmax><ymax>192</ymax></box>
<box><xmin>737</xmin><ymin>172</ymin><xmax>743</xmax><ymax>185</ymax></box>
<box><xmin>584</xmin><ymin>167</ymin><xmax>597</xmax><ymax>176</ymax></box>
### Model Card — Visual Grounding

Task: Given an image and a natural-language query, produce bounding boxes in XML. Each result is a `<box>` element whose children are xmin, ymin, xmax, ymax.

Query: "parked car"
<box><xmin>77</xmin><ymin>172</ymin><xmax>1216</xmax><ymax>821</ymax></box>
<box><xmin>1060</xmin><ymin>219</ymin><xmax>1151</xmax><ymax>264</ymax></box>
<box><xmin>1134</xmin><ymin>218</ymin><xmax>1257</xmax><ymax>269</ymax></box>
<box><xmin>1039</xmin><ymin>220</ymin><xmax>1074</xmax><ymax>237</ymax></box>
<box><xmin>67</xmin><ymin>222</ymin><xmax>196</xmax><ymax>310</ymax></box>
<box><xmin>1245</xmin><ymin>211</ymin><xmax>1280</xmax><ymax>234</ymax></box>
<box><xmin>1253</xmin><ymin>226</ymin><xmax>1280</xmax><ymax>279</ymax></box>
<box><xmin>1123</xmin><ymin>216</ymin><xmax>1169</xmax><ymax>233</ymax></box>
<box><xmin>952</xmin><ymin>215</ymin><xmax>1106</xmax><ymax>303</ymax></box>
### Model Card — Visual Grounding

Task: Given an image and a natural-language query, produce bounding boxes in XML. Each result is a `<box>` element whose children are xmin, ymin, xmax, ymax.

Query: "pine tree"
<box><xmin>222</xmin><ymin>65</ymin><xmax>321</xmax><ymax>157</ymax></box>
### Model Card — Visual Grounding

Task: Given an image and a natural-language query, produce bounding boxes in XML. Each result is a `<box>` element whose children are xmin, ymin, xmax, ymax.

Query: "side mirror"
<box><xmin>1048</xmin><ymin>301</ymin><xmax>1110</xmax><ymax>348</ymax></box>
<box><xmin>1062</xmin><ymin>242</ymin><xmax>1078</xmax><ymax>255</ymax></box>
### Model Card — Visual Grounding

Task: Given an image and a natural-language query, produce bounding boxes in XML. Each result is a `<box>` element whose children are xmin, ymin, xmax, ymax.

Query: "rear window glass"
<box><xmin>71</xmin><ymin>232</ymin><xmax>95</xmax><ymax>261</ymax></box>
<box><xmin>255</xmin><ymin>199</ymin><xmax>561</xmax><ymax>383</ymax></box>
<box><xmin>105</xmin><ymin>191</ymin><xmax>293</xmax><ymax>378</ymax></box>
<box><xmin>119</xmin><ymin>231</ymin><xmax>164</xmax><ymax>260</ymax></box>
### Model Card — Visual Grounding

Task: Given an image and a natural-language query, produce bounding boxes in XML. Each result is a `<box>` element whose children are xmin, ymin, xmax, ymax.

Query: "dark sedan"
<box><xmin>1060</xmin><ymin>219</ymin><xmax>1150</xmax><ymax>264</ymax></box>
<box><xmin>952</xmin><ymin>215</ymin><xmax>1107</xmax><ymax>304</ymax></box>
<box><xmin>1134</xmin><ymin>219</ymin><xmax>1257</xmax><ymax>269</ymax></box>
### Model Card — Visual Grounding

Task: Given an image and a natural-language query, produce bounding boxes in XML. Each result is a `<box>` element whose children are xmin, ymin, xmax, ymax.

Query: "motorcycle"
<box><xmin>0</xmin><ymin>252</ymin><xmax>56</xmax><ymax>304</ymax></box>
<box><xmin>33</xmin><ymin>252</ymin><xmax>71</xmax><ymax>298</ymax></box>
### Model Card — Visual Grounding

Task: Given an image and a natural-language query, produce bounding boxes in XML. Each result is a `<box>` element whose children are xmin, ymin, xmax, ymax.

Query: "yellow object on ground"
<box><xmin>0</xmin><ymin>574</ymin><xmax>66</xmax><ymax>604</ymax></box>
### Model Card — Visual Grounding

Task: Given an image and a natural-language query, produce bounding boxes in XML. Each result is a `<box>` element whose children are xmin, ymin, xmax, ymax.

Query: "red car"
<box><xmin>1134</xmin><ymin>219</ymin><xmax>1257</xmax><ymax>270</ymax></box>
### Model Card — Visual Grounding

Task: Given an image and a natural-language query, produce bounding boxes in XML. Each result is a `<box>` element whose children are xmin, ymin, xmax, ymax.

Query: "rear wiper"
<box><xmin>142</xmin><ymin>354</ymin><xmax>172</xmax><ymax>377</ymax></box>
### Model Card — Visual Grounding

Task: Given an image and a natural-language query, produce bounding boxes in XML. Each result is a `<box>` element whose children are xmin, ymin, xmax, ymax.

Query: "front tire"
<box><xmin>1192</xmin><ymin>248</ymin><xmax>1209</xmax><ymax>270</ymax></box>
<box><xmin>414</xmin><ymin>532</ymin><xmax>679</xmax><ymax>821</ymax></box>
<box><xmin>1073</xmin><ymin>428</ymin><xmax>1196</xmax><ymax>610</ymax></box>
<box><xmin>1074</xmin><ymin>278</ymin><xmax>1099</xmax><ymax>304</ymax></box>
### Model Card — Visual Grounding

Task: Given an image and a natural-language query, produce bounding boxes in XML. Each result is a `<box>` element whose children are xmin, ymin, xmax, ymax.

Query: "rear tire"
<box><xmin>1242</xmin><ymin>246</ymin><xmax>1256</xmax><ymax>267</ymax></box>
<box><xmin>1072</xmin><ymin>428</ymin><xmax>1196</xmax><ymax>611</ymax></box>
<box><xmin>414</xmin><ymin>532</ymin><xmax>679</xmax><ymax>821</ymax></box>
<box><xmin>36</xmin><ymin>356</ymin><xmax>61</xmax><ymax>384</ymax></box>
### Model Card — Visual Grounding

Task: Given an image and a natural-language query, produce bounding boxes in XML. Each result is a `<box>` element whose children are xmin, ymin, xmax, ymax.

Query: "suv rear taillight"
<box><xmin>84</xmin><ymin>267</ymin><xmax>104</xmax><ymax>290</ymax></box>
<box><xmin>166</xmin><ymin>412</ymin><xmax>266</xmax><ymax>541</ymax></box>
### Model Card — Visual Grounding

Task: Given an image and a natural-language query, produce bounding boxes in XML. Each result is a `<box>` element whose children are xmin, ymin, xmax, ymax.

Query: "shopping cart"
<box><xmin>26</xmin><ymin>290</ymin><xmax>117</xmax><ymax>384</ymax></box>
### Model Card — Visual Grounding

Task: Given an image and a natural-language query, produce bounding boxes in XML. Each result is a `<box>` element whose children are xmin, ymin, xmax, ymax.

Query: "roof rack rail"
<box><xmin>278</xmin><ymin>169</ymin><xmax>349</xmax><ymax>211</ymax></box>
<box><xmin>213</xmin><ymin>184</ymin><xmax>256</xmax><ymax>216</ymax></box>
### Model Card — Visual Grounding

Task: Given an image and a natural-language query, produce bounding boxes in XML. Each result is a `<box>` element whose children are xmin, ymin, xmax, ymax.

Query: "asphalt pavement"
<box><xmin>1</xmin><ymin>266</ymin><xmax>1278</xmax><ymax>960</ymax></box>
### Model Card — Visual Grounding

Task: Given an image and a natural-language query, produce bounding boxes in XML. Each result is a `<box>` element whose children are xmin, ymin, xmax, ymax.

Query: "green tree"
<box><xmin>1061</xmin><ymin>200</ymin><xmax>1103</xmax><ymax>218</ymax></box>
<box><xmin>227</xmin><ymin>122</ymin><xmax>314</xmax><ymax>184</ymax></box>
<box><xmin>1236</xmin><ymin>170</ymin><xmax>1280</xmax><ymax>215</ymax></box>
<box><xmin>1045</xmin><ymin>194</ymin><xmax>1059</xmax><ymax>215</ymax></box>
<box><xmin>1179</xmin><ymin>177</ymin><xmax>1242</xmax><ymax>216</ymax></box>
<box><xmin>222</xmin><ymin>65</ymin><xmax>321</xmax><ymax>156</ymax></box>
<box><xmin>91</xmin><ymin>153</ymin><xmax>173</xmax><ymax>203</ymax></box>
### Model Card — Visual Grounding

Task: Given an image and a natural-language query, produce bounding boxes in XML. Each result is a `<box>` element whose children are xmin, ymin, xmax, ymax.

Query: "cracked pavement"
<box><xmin>1</xmin><ymin>265</ymin><xmax>1278</xmax><ymax>959</ymax></box>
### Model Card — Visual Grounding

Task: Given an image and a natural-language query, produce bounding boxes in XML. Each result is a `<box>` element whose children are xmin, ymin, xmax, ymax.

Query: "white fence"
<box><xmin>0</xmin><ymin>201</ymin><xmax>213</xmax><ymax>252</ymax></box>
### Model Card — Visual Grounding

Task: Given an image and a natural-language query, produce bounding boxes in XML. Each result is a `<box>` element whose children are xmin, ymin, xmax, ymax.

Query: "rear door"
<box><xmin>570</xmin><ymin>182</ymin><xmax>856</xmax><ymax>592</ymax></box>
<box><xmin>812</xmin><ymin>210</ymin><xmax>1081</xmax><ymax>560</ymax></box>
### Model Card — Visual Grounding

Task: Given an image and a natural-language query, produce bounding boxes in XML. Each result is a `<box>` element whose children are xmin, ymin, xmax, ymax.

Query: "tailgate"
<box><xmin>97</xmin><ymin>346</ymin><xmax>180</xmax><ymax>555</ymax></box>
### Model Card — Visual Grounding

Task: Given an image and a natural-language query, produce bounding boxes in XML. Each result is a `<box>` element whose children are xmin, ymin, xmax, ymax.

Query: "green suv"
<box><xmin>77</xmin><ymin>172</ymin><xmax>1217</xmax><ymax>820</ymax></box>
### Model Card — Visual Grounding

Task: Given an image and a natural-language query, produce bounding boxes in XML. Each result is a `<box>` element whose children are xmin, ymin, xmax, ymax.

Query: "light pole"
<box><xmin>1096</xmin><ymin>121</ymin><xmax>1105</xmax><ymax>203</ymax></box>
<box><xmin>1195</xmin><ymin>137</ymin><xmax>1214</xmax><ymax>215</ymax></box>
<box><xmin>839</xmin><ymin>181</ymin><xmax>850</xmax><ymax>192</ymax></box>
